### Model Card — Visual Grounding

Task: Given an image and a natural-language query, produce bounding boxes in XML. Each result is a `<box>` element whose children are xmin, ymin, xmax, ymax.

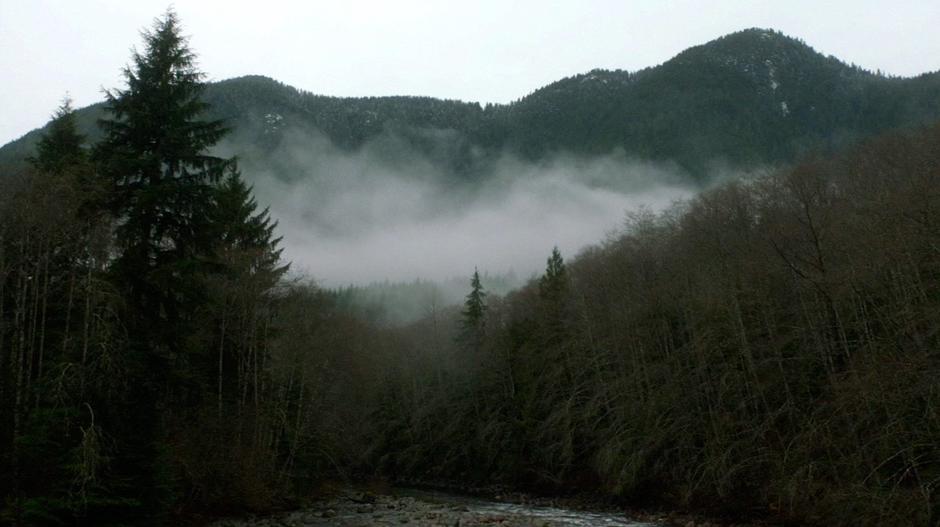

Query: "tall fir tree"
<box><xmin>539</xmin><ymin>247</ymin><xmax>567</xmax><ymax>301</ymax></box>
<box><xmin>205</xmin><ymin>169</ymin><xmax>288</xmax><ymax>415</ymax></box>
<box><xmin>210</xmin><ymin>169</ymin><xmax>288</xmax><ymax>286</ymax></box>
<box><xmin>92</xmin><ymin>9</ymin><xmax>233</xmax><ymax>511</ymax></box>
<box><xmin>459</xmin><ymin>268</ymin><xmax>487</xmax><ymax>350</ymax></box>
<box><xmin>30</xmin><ymin>96</ymin><xmax>86</xmax><ymax>174</ymax></box>
<box><xmin>538</xmin><ymin>246</ymin><xmax>568</xmax><ymax>340</ymax></box>
<box><xmin>95</xmin><ymin>9</ymin><xmax>231</xmax><ymax>344</ymax></box>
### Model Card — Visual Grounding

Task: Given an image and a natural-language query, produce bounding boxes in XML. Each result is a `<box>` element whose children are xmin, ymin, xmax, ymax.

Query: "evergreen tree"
<box><xmin>95</xmin><ymin>9</ymin><xmax>231</xmax><ymax>342</ymax></box>
<box><xmin>210</xmin><ymin>169</ymin><xmax>289</xmax><ymax>286</ymax></box>
<box><xmin>539</xmin><ymin>246</ymin><xmax>567</xmax><ymax>303</ymax></box>
<box><xmin>459</xmin><ymin>268</ymin><xmax>487</xmax><ymax>350</ymax></box>
<box><xmin>91</xmin><ymin>9</ymin><xmax>232</xmax><ymax>512</ymax></box>
<box><xmin>538</xmin><ymin>247</ymin><xmax>568</xmax><ymax>340</ymax></box>
<box><xmin>30</xmin><ymin>96</ymin><xmax>86</xmax><ymax>174</ymax></box>
<box><xmin>206</xmin><ymin>169</ymin><xmax>289</xmax><ymax>414</ymax></box>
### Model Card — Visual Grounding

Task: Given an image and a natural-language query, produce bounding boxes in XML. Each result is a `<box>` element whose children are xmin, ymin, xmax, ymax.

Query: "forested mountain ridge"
<box><xmin>506</xmin><ymin>29</ymin><xmax>940</xmax><ymax>171</ymax></box>
<box><xmin>5</xmin><ymin>11</ymin><xmax>940</xmax><ymax>526</ymax></box>
<box><xmin>3</xmin><ymin>28</ymin><xmax>940</xmax><ymax>181</ymax></box>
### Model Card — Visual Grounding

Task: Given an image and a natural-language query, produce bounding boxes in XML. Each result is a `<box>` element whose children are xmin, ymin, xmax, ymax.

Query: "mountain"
<box><xmin>3</xmin><ymin>28</ymin><xmax>940</xmax><ymax>181</ymax></box>
<box><xmin>503</xmin><ymin>29</ymin><xmax>940</xmax><ymax>173</ymax></box>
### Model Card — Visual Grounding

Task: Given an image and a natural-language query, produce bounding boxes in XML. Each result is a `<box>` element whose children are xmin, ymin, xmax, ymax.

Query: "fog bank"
<box><xmin>225</xmin><ymin>128</ymin><xmax>695</xmax><ymax>286</ymax></box>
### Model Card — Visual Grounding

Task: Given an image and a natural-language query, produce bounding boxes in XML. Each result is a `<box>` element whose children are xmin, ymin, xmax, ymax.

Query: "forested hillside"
<box><xmin>3</xmin><ymin>29</ymin><xmax>940</xmax><ymax>182</ymax></box>
<box><xmin>3</xmin><ymin>11</ymin><xmax>940</xmax><ymax>527</ymax></box>
<box><xmin>350</xmin><ymin>120</ymin><xmax>940</xmax><ymax>525</ymax></box>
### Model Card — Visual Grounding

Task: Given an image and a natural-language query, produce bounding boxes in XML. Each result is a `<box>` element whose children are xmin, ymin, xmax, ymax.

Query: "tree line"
<box><xmin>0</xmin><ymin>11</ymin><xmax>325</xmax><ymax>524</ymax></box>
<box><xmin>4</xmin><ymin>10</ymin><xmax>940</xmax><ymax>527</ymax></box>
<box><xmin>356</xmin><ymin>121</ymin><xmax>940</xmax><ymax>526</ymax></box>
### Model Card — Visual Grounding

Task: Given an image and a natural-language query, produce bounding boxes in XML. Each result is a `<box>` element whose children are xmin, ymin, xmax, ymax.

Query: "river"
<box><xmin>210</xmin><ymin>487</ymin><xmax>664</xmax><ymax>527</ymax></box>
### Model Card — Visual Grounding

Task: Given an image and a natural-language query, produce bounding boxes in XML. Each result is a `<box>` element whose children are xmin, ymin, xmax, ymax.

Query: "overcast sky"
<box><xmin>2</xmin><ymin>0</ymin><xmax>939</xmax><ymax>146</ymax></box>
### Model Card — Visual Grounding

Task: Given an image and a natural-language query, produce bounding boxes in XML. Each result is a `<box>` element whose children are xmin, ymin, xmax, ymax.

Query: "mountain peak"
<box><xmin>3</xmin><ymin>29</ymin><xmax>939</xmax><ymax>182</ymax></box>
<box><xmin>674</xmin><ymin>27</ymin><xmax>824</xmax><ymax>68</ymax></box>
<box><xmin>713</xmin><ymin>28</ymin><xmax>810</xmax><ymax>49</ymax></box>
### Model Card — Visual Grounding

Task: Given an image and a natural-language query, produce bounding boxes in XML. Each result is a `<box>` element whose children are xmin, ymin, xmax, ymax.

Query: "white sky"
<box><xmin>2</xmin><ymin>0</ymin><xmax>939</xmax><ymax>146</ymax></box>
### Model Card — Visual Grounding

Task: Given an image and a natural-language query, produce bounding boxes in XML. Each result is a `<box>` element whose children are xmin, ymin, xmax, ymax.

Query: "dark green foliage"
<box><xmin>94</xmin><ymin>10</ymin><xmax>231</xmax><ymax>340</ymax></box>
<box><xmin>464</xmin><ymin>269</ymin><xmax>487</xmax><ymax>321</ymax></box>
<box><xmin>188</xmin><ymin>32</ymin><xmax>940</xmax><ymax>181</ymax></box>
<box><xmin>500</xmin><ymin>29</ymin><xmax>940</xmax><ymax>176</ymax></box>
<box><xmin>199</xmin><ymin>167</ymin><xmax>288</xmax><ymax>424</ymax></box>
<box><xmin>210</xmin><ymin>169</ymin><xmax>289</xmax><ymax>285</ymax></box>
<box><xmin>29</xmin><ymin>97</ymin><xmax>86</xmax><ymax>175</ymax></box>
<box><xmin>459</xmin><ymin>269</ymin><xmax>487</xmax><ymax>349</ymax></box>
<box><xmin>536</xmin><ymin>247</ymin><xmax>569</xmax><ymax>347</ymax></box>
<box><xmin>6</xmin><ymin>29</ymin><xmax>940</xmax><ymax>183</ymax></box>
<box><xmin>538</xmin><ymin>248</ymin><xmax>566</xmax><ymax>306</ymax></box>
<box><xmin>86</xmin><ymin>11</ymin><xmax>239</xmax><ymax>514</ymax></box>
<box><xmin>2</xmin><ymin>11</ymin><xmax>294</xmax><ymax>523</ymax></box>
<box><xmin>122</xmin><ymin>40</ymin><xmax>940</xmax><ymax>182</ymax></box>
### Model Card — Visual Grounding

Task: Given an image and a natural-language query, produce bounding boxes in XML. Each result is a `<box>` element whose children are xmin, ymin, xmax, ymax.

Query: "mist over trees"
<box><xmin>356</xmin><ymin>122</ymin><xmax>940</xmax><ymax>526</ymax></box>
<box><xmin>6</xmin><ymin>25</ymin><xmax>940</xmax><ymax>286</ymax></box>
<box><xmin>2</xmin><ymin>9</ymin><xmax>940</xmax><ymax>527</ymax></box>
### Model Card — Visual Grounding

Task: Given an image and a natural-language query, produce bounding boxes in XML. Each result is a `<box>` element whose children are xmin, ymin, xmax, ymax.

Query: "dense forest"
<box><xmin>2</xmin><ymin>11</ymin><xmax>940</xmax><ymax>527</ymax></box>
<box><xmin>4</xmin><ymin>29</ymin><xmax>940</xmax><ymax>184</ymax></box>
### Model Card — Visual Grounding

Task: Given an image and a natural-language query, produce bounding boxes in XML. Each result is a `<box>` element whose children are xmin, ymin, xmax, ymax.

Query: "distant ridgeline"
<box><xmin>3</xmin><ymin>28</ymin><xmax>940</xmax><ymax>182</ymax></box>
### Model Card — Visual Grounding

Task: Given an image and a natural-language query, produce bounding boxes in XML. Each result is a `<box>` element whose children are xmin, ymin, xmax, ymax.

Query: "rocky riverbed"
<box><xmin>209</xmin><ymin>488</ymin><xmax>663</xmax><ymax>527</ymax></box>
